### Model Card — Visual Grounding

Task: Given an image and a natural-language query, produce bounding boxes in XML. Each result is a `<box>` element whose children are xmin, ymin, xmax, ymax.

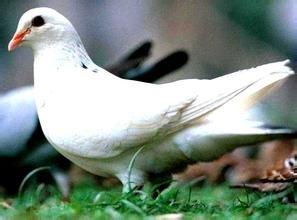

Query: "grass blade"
<box><xmin>18</xmin><ymin>166</ymin><xmax>51</xmax><ymax>198</ymax></box>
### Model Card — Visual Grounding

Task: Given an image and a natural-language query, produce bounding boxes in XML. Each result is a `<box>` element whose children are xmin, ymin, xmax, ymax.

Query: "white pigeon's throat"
<box><xmin>33</xmin><ymin>40</ymin><xmax>94</xmax><ymax>72</ymax></box>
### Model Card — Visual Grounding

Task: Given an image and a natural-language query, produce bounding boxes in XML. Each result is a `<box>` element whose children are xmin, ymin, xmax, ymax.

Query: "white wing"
<box><xmin>45</xmin><ymin>60</ymin><xmax>294</xmax><ymax>158</ymax></box>
<box><xmin>102</xmin><ymin>60</ymin><xmax>294</xmax><ymax>157</ymax></box>
<box><xmin>40</xmin><ymin>59</ymin><xmax>293</xmax><ymax>158</ymax></box>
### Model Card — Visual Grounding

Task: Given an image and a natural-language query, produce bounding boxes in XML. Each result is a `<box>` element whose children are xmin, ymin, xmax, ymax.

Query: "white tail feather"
<box><xmin>205</xmin><ymin>60</ymin><xmax>294</xmax><ymax>121</ymax></box>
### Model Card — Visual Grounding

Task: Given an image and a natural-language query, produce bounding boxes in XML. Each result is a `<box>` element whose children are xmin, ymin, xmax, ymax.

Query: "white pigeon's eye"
<box><xmin>31</xmin><ymin>16</ymin><xmax>45</xmax><ymax>27</ymax></box>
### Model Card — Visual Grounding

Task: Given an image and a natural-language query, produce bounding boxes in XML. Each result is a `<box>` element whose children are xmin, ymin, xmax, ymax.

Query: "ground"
<box><xmin>0</xmin><ymin>177</ymin><xmax>296</xmax><ymax>219</ymax></box>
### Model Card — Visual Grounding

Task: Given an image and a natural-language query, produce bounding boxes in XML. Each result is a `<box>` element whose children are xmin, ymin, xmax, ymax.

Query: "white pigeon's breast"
<box><xmin>34</xmin><ymin>64</ymin><xmax>208</xmax><ymax>160</ymax></box>
<box><xmin>34</xmin><ymin>71</ymin><xmax>156</xmax><ymax>158</ymax></box>
<box><xmin>37</xmin><ymin>91</ymin><xmax>129</xmax><ymax>158</ymax></box>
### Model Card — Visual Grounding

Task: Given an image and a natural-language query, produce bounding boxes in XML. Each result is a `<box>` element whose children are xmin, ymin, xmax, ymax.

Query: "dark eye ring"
<box><xmin>32</xmin><ymin>16</ymin><xmax>45</xmax><ymax>27</ymax></box>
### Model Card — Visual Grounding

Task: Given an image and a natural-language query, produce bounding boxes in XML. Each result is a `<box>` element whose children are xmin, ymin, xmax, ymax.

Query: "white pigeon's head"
<box><xmin>8</xmin><ymin>7</ymin><xmax>78</xmax><ymax>51</ymax></box>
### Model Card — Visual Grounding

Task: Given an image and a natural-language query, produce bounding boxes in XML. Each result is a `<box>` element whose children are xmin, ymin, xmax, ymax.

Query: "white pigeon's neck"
<box><xmin>32</xmin><ymin>33</ymin><xmax>117</xmax><ymax>95</ymax></box>
<box><xmin>33</xmin><ymin>37</ymin><xmax>93</xmax><ymax>69</ymax></box>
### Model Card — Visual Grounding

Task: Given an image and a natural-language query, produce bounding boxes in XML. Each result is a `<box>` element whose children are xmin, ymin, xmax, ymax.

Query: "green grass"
<box><xmin>0</xmin><ymin>179</ymin><xmax>296</xmax><ymax>219</ymax></box>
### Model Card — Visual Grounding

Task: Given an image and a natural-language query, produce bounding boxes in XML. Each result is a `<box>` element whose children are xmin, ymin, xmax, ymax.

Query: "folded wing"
<box><xmin>116</xmin><ymin>60</ymin><xmax>294</xmax><ymax>153</ymax></box>
<box><xmin>65</xmin><ymin>60</ymin><xmax>294</xmax><ymax>158</ymax></box>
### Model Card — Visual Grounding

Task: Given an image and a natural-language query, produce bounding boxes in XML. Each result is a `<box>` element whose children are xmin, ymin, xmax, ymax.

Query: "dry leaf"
<box><xmin>175</xmin><ymin>140</ymin><xmax>297</xmax><ymax>190</ymax></box>
<box><xmin>231</xmin><ymin>141</ymin><xmax>297</xmax><ymax>193</ymax></box>
<box><xmin>174</xmin><ymin>149</ymin><xmax>246</xmax><ymax>182</ymax></box>
<box><xmin>231</xmin><ymin>182</ymin><xmax>291</xmax><ymax>192</ymax></box>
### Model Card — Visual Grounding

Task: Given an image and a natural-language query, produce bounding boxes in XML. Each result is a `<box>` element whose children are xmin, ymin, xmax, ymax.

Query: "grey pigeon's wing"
<box><xmin>0</xmin><ymin>86</ymin><xmax>38</xmax><ymax>157</ymax></box>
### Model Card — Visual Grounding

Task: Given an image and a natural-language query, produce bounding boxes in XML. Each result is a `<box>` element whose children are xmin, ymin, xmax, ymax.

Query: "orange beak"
<box><xmin>8</xmin><ymin>28</ymin><xmax>30</xmax><ymax>51</ymax></box>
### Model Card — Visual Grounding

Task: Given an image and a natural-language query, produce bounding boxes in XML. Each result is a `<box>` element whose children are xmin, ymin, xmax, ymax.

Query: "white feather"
<box><xmin>10</xmin><ymin>7</ymin><xmax>296</xmax><ymax>189</ymax></box>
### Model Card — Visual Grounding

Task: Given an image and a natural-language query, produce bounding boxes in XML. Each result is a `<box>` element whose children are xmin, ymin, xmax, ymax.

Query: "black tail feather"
<box><xmin>124</xmin><ymin>41</ymin><xmax>152</xmax><ymax>62</ymax></box>
<box><xmin>124</xmin><ymin>50</ymin><xmax>189</xmax><ymax>82</ymax></box>
<box><xmin>107</xmin><ymin>41</ymin><xmax>153</xmax><ymax>76</ymax></box>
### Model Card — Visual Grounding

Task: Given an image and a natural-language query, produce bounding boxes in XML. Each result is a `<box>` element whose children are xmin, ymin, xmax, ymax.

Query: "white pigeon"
<box><xmin>9</xmin><ymin>7</ymin><xmax>296</xmax><ymax>191</ymax></box>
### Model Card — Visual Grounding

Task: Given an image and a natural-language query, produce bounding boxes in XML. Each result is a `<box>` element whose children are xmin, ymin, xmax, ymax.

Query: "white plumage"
<box><xmin>9</xmin><ymin>7</ymin><xmax>296</xmax><ymax>191</ymax></box>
